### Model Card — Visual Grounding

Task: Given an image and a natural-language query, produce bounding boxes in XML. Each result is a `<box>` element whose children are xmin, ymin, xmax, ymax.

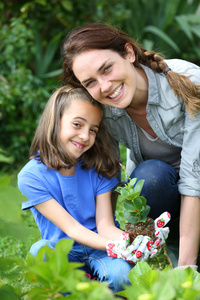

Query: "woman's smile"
<box><xmin>72</xmin><ymin>48</ymin><xmax>138</xmax><ymax>109</ymax></box>
<box><xmin>107</xmin><ymin>83</ymin><xmax>124</xmax><ymax>102</ymax></box>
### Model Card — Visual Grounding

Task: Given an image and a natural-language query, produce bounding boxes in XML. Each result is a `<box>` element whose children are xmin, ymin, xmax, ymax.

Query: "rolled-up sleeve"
<box><xmin>178</xmin><ymin>110</ymin><xmax>200</xmax><ymax>196</ymax></box>
<box><xmin>178</xmin><ymin>63</ymin><xmax>200</xmax><ymax>196</ymax></box>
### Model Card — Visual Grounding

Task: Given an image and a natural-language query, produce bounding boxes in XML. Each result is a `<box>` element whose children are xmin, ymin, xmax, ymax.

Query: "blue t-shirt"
<box><xmin>18</xmin><ymin>159</ymin><xmax>118</xmax><ymax>245</ymax></box>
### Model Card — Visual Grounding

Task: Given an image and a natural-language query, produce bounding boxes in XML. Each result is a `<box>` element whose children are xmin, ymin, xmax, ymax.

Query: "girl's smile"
<box><xmin>71</xmin><ymin>140</ymin><xmax>85</xmax><ymax>149</ymax></box>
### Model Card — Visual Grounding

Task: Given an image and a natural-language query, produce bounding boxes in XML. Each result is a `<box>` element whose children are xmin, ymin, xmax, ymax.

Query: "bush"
<box><xmin>0</xmin><ymin>16</ymin><xmax>59</xmax><ymax>167</ymax></box>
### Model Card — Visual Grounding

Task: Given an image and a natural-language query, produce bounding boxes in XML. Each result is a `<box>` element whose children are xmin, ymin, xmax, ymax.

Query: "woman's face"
<box><xmin>72</xmin><ymin>46</ymin><xmax>137</xmax><ymax>109</ymax></box>
<box><xmin>60</xmin><ymin>98</ymin><xmax>102</xmax><ymax>159</ymax></box>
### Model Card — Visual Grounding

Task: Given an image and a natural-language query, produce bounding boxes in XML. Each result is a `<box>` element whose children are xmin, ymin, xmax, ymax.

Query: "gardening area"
<box><xmin>1</xmin><ymin>0</ymin><xmax>200</xmax><ymax>299</ymax></box>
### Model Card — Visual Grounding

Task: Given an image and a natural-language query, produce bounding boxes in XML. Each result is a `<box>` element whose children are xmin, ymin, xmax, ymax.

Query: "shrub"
<box><xmin>0</xmin><ymin>17</ymin><xmax>58</xmax><ymax>167</ymax></box>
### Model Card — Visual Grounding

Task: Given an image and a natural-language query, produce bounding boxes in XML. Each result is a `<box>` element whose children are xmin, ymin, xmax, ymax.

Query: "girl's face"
<box><xmin>72</xmin><ymin>46</ymin><xmax>137</xmax><ymax>109</ymax></box>
<box><xmin>60</xmin><ymin>98</ymin><xmax>102</xmax><ymax>159</ymax></box>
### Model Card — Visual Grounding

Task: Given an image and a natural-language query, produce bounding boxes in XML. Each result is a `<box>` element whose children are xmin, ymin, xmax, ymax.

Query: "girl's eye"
<box><xmin>90</xmin><ymin>128</ymin><xmax>98</xmax><ymax>135</ymax></box>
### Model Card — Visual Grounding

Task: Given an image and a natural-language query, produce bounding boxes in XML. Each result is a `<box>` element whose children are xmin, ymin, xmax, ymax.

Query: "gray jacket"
<box><xmin>104</xmin><ymin>59</ymin><xmax>200</xmax><ymax>197</ymax></box>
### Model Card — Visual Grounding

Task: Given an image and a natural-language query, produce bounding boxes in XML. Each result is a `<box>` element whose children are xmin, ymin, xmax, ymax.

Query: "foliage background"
<box><xmin>1</xmin><ymin>0</ymin><xmax>200</xmax><ymax>169</ymax></box>
<box><xmin>0</xmin><ymin>0</ymin><xmax>200</xmax><ymax>298</ymax></box>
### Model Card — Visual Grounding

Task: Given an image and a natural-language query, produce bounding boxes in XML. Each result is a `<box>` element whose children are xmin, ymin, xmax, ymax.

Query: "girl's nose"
<box><xmin>79</xmin><ymin>129</ymin><xmax>90</xmax><ymax>141</ymax></box>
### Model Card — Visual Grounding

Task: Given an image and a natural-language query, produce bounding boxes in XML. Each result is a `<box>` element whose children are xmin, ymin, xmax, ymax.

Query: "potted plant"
<box><xmin>115</xmin><ymin>164</ymin><xmax>156</xmax><ymax>243</ymax></box>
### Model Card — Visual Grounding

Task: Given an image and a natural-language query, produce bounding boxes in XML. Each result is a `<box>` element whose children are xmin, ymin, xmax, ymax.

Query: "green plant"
<box><xmin>115</xmin><ymin>164</ymin><xmax>150</xmax><ymax>224</ymax></box>
<box><xmin>25</xmin><ymin>239</ymin><xmax>116</xmax><ymax>299</ymax></box>
<box><xmin>117</xmin><ymin>261</ymin><xmax>200</xmax><ymax>300</ymax></box>
<box><xmin>120</xmin><ymin>0</ymin><xmax>200</xmax><ymax>64</ymax></box>
<box><xmin>0</xmin><ymin>149</ymin><xmax>14</xmax><ymax>164</ymax></box>
<box><xmin>0</xmin><ymin>16</ymin><xmax>57</xmax><ymax>167</ymax></box>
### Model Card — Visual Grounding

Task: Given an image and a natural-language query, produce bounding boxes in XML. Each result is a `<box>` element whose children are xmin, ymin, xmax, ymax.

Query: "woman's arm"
<box><xmin>178</xmin><ymin>195</ymin><xmax>200</xmax><ymax>266</ymax></box>
<box><xmin>95</xmin><ymin>190</ymin><xmax>123</xmax><ymax>240</ymax></box>
<box><xmin>35</xmin><ymin>199</ymin><xmax>111</xmax><ymax>250</ymax></box>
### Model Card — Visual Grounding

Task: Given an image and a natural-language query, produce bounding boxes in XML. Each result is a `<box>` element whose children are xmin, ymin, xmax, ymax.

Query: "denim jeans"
<box><xmin>68</xmin><ymin>243</ymin><xmax>133</xmax><ymax>293</ymax></box>
<box><xmin>130</xmin><ymin>159</ymin><xmax>181</xmax><ymax>221</ymax></box>
<box><xmin>30</xmin><ymin>240</ymin><xmax>133</xmax><ymax>293</ymax></box>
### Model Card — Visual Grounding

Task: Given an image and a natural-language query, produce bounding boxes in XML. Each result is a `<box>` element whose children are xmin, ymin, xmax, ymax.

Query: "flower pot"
<box><xmin>125</xmin><ymin>218</ymin><xmax>156</xmax><ymax>243</ymax></box>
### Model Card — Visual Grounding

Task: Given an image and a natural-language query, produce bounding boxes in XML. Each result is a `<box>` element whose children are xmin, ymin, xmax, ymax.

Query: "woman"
<box><xmin>62</xmin><ymin>23</ymin><xmax>200</xmax><ymax>270</ymax></box>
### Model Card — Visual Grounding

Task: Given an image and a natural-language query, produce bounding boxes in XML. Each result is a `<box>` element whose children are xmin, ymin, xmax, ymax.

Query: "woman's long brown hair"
<box><xmin>62</xmin><ymin>22</ymin><xmax>200</xmax><ymax>117</ymax></box>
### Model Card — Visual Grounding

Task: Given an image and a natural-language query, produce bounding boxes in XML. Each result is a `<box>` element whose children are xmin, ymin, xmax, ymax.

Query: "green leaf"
<box><xmin>0</xmin><ymin>285</ymin><xmax>20</xmax><ymax>300</ymax></box>
<box><xmin>60</xmin><ymin>0</ymin><xmax>73</xmax><ymax>11</ymax></box>
<box><xmin>175</xmin><ymin>15</ymin><xmax>194</xmax><ymax>41</ymax></box>
<box><xmin>152</xmin><ymin>280</ymin><xmax>176</xmax><ymax>300</ymax></box>
<box><xmin>0</xmin><ymin>219</ymin><xmax>39</xmax><ymax>241</ymax></box>
<box><xmin>0</xmin><ymin>256</ymin><xmax>23</xmax><ymax>274</ymax></box>
<box><xmin>128</xmin><ymin>178</ymin><xmax>137</xmax><ymax>187</ymax></box>
<box><xmin>126</xmin><ymin>191</ymin><xmax>140</xmax><ymax>200</ymax></box>
<box><xmin>143</xmin><ymin>25</ymin><xmax>180</xmax><ymax>53</ymax></box>
<box><xmin>0</xmin><ymin>176</ymin><xmax>26</xmax><ymax>223</ymax></box>
<box><xmin>42</xmin><ymin>33</ymin><xmax>62</xmax><ymax>75</ymax></box>
<box><xmin>124</xmin><ymin>262</ymin><xmax>158</xmax><ymax>298</ymax></box>
<box><xmin>183</xmin><ymin>288</ymin><xmax>200</xmax><ymax>299</ymax></box>
<box><xmin>140</xmin><ymin>206</ymin><xmax>151</xmax><ymax>222</ymax></box>
<box><xmin>0</xmin><ymin>150</ymin><xmax>14</xmax><ymax>163</ymax></box>
<box><xmin>120</xmin><ymin>188</ymin><xmax>130</xmax><ymax>199</ymax></box>
<box><xmin>124</xmin><ymin>212</ymin><xmax>140</xmax><ymax>224</ymax></box>
<box><xmin>129</xmin><ymin>262</ymin><xmax>152</xmax><ymax>284</ymax></box>
<box><xmin>134</xmin><ymin>179</ymin><xmax>145</xmax><ymax>194</ymax></box>
<box><xmin>139</xmin><ymin>196</ymin><xmax>147</xmax><ymax>206</ymax></box>
<box><xmin>124</xmin><ymin>200</ymin><xmax>135</xmax><ymax>212</ymax></box>
<box><xmin>134</xmin><ymin>197</ymin><xmax>143</xmax><ymax>211</ymax></box>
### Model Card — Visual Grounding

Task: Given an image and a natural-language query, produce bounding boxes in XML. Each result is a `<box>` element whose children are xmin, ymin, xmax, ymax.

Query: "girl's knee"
<box><xmin>29</xmin><ymin>239</ymin><xmax>55</xmax><ymax>257</ymax></box>
<box><xmin>106</xmin><ymin>260</ymin><xmax>133</xmax><ymax>292</ymax></box>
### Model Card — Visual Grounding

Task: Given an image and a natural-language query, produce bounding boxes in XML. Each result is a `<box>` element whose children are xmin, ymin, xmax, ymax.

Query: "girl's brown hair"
<box><xmin>62</xmin><ymin>22</ymin><xmax>200</xmax><ymax>117</ymax></box>
<box><xmin>30</xmin><ymin>85</ymin><xmax>119</xmax><ymax>178</ymax></box>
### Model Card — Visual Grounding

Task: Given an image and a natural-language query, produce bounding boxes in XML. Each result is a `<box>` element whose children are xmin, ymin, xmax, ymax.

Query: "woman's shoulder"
<box><xmin>165</xmin><ymin>59</ymin><xmax>200</xmax><ymax>75</ymax></box>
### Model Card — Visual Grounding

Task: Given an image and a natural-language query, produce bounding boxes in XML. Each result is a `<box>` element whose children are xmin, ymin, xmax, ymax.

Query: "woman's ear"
<box><xmin>125</xmin><ymin>43</ymin><xmax>135</xmax><ymax>63</ymax></box>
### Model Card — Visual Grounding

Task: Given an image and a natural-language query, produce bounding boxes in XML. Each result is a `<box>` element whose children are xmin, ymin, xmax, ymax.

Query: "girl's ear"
<box><xmin>125</xmin><ymin>43</ymin><xmax>135</xmax><ymax>63</ymax></box>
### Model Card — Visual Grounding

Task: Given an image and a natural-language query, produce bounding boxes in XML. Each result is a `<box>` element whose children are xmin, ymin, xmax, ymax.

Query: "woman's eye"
<box><xmin>73</xmin><ymin>122</ymin><xmax>81</xmax><ymax>127</ymax></box>
<box><xmin>85</xmin><ymin>80</ymin><xmax>95</xmax><ymax>88</ymax></box>
<box><xmin>104</xmin><ymin>65</ymin><xmax>112</xmax><ymax>73</ymax></box>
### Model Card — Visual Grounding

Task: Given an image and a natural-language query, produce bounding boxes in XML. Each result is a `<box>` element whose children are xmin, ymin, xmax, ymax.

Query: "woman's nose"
<box><xmin>99</xmin><ymin>79</ymin><xmax>112</xmax><ymax>93</ymax></box>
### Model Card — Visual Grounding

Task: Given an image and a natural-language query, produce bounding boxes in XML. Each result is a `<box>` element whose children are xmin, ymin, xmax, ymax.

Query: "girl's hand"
<box><xmin>106</xmin><ymin>233</ymin><xmax>155</xmax><ymax>263</ymax></box>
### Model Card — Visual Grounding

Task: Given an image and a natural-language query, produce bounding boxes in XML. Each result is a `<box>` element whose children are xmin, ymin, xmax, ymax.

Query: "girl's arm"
<box><xmin>95</xmin><ymin>190</ymin><xmax>123</xmax><ymax>240</ymax></box>
<box><xmin>34</xmin><ymin>198</ymin><xmax>117</xmax><ymax>251</ymax></box>
<box><xmin>178</xmin><ymin>195</ymin><xmax>200</xmax><ymax>266</ymax></box>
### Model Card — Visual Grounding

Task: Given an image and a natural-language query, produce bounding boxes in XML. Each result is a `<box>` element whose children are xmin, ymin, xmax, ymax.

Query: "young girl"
<box><xmin>62</xmin><ymin>23</ymin><xmax>200</xmax><ymax>271</ymax></box>
<box><xmin>19</xmin><ymin>85</ymin><xmax>166</xmax><ymax>293</ymax></box>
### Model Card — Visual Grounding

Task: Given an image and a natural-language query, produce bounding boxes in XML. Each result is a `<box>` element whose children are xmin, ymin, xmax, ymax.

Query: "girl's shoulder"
<box><xmin>18</xmin><ymin>158</ymin><xmax>48</xmax><ymax>179</ymax></box>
